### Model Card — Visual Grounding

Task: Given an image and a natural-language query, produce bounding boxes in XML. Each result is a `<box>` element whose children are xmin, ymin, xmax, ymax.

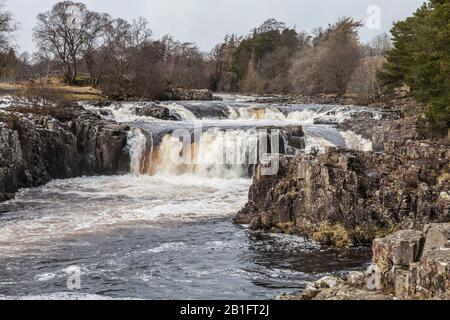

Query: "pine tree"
<box><xmin>378</xmin><ymin>0</ymin><xmax>450</xmax><ymax>133</ymax></box>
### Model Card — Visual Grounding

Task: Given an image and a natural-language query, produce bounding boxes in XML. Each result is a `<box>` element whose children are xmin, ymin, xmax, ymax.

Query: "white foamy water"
<box><xmin>0</xmin><ymin>96</ymin><xmax>376</xmax><ymax>299</ymax></box>
<box><xmin>341</xmin><ymin>131</ymin><xmax>373</xmax><ymax>152</ymax></box>
<box><xmin>141</xmin><ymin>128</ymin><xmax>280</xmax><ymax>178</ymax></box>
<box><xmin>0</xmin><ymin>175</ymin><xmax>251</xmax><ymax>257</ymax></box>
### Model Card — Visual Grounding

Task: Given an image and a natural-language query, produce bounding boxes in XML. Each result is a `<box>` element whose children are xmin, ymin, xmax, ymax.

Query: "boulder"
<box><xmin>293</xmin><ymin>224</ymin><xmax>449</xmax><ymax>300</ymax></box>
<box><xmin>136</xmin><ymin>104</ymin><xmax>179</xmax><ymax>121</ymax></box>
<box><xmin>423</xmin><ymin>223</ymin><xmax>450</xmax><ymax>252</ymax></box>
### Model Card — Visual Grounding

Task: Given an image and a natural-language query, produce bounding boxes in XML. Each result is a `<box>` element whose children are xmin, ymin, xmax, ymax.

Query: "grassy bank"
<box><xmin>0</xmin><ymin>82</ymin><xmax>105</xmax><ymax>102</ymax></box>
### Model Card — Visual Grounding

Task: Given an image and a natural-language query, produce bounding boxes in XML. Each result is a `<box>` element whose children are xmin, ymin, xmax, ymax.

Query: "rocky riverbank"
<box><xmin>248</xmin><ymin>94</ymin><xmax>361</xmax><ymax>106</ymax></box>
<box><xmin>282</xmin><ymin>223</ymin><xmax>449</xmax><ymax>300</ymax></box>
<box><xmin>235</xmin><ymin>139</ymin><xmax>449</xmax><ymax>246</ymax></box>
<box><xmin>235</xmin><ymin>96</ymin><xmax>449</xmax><ymax>299</ymax></box>
<box><xmin>0</xmin><ymin>101</ymin><xmax>130</xmax><ymax>202</ymax></box>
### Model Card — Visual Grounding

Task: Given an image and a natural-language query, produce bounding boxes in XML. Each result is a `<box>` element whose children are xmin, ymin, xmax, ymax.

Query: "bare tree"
<box><xmin>130</xmin><ymin>17</ymin><xmax>152</xmax><ymax>48</ymax></box>
<box><xmin>290</xmin><ymin>17</ymin><xmax>362</xmax><ymax>96</ymax></box>
<box><xmin>0</xmin><ymin>0</ymin><xmax>16</xmax><ymax>52</ymax></box>
<box><xmin>33</xmin><ymin>1</ymin><xmax>108</xmax><ymax>84</ymax></box>
<box><xmin>370</xmin><ymin>33</ymin><xmax>392</xmax><ymax>56</ymax></box>
<box><xmin>348</xmin><ymin>56</ymin><xmax>385</xmax><ymax>103</ymax></box>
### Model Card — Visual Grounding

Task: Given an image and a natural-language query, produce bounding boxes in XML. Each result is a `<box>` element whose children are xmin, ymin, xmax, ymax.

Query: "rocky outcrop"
<box><xmin>135</xmin><ymin>104</ymin><xmax>179</xmax><ymax>121</ymax></box>
<box><xmin>162</xmin><ymin>89</ymin><xmax>220</xmax><ymax>101</ymax></box>
<box><xmin>289</xmin><ymin>224</ymin><xmax>450</xmax><ymax>300</ymax></box>
<box><xmin>337</xmin><ymin>115</ymin><xmax>428</xmax><ymax>152</ymax></box>
<box><xmin>235</xmin><ymin>141</ymin><xmax>450</xmax><ymax>246</ymax></box>
<box><xmin>0</xmin><ymin>104</ymin><xmax>130</xmax><ymax>202</ymax></box>
<box><xmin>249</xmin><ymin>94</ymin><xmax>360</xmax><ymax>106</ymax></box>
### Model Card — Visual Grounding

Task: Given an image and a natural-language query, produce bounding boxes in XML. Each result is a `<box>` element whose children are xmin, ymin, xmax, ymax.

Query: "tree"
<box><xmin>130</xmin><ymin>17</ymin><xmax>152</xmax><ymax>48</ymax></box>
<box><xmin>321</xmin><ymin>18</ymin><xmax>362</xmax><ymax>95</ymax></box>
<box><xmin>0</xmin><ymin>0</ymin><xmax>16</xmax><ymax>52</ymax></box>
<box><xmin>290</xmin><ymin>17</ymin><xmax>362</xmax><ymax>96</ymax></box>
<box><xmin>241</xmin><ymin>50</ymin><xmax>265</xmax><ymax>93</ymax></box>
<box><xmin>230</xmin><ymin>19</ymin><xmax>299</xmax><ymax>93</ymax></box>
<box><xmin>378</xmin><ymin>0</ymin><xmax>450</xmax><ymax>132</ymax></box>
<box><xmin>34</xmin><ymin>1</ymin><xmax>108</xmax><ymax>84</ymax></box>
<box><xmin>370</xmin><ymin>33</ymin><xmax>392</xmax><ymax>56</ymax></box>
<box><xmin>348</xmin><ymin>56</ymin><xmax>384</xmax><ymax>103</ymax></box>
<box><xmin>209</xmin><ymin>34</ymin><xmax>240</xmax><ymax>92</ymax></box>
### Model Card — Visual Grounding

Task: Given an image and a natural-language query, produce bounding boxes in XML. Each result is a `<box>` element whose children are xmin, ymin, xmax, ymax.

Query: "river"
<box><xmin>0</xmin><ymin>95</ymin><xmax>374</xmax><ymax>299</ymax></box>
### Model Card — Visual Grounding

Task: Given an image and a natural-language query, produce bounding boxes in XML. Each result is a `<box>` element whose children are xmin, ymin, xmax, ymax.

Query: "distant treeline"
<box><xmin>0</xmin><ymin>0</ymin><xmax>448</xmax><ymax>131</ymax></box>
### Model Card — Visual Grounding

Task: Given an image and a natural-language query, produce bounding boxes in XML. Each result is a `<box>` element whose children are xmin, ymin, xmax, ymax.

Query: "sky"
<box><xmin>6</xmin><ymin>0</ymin><xmax>425</xmax><ymax>54</ymax></box>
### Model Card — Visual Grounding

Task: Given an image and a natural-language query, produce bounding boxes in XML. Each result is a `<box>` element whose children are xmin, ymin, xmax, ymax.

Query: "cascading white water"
<box><xmin>88</xmin><ymin>99</ymin><xmax>377</xmax><ymax>178</ymax></box>
<box><xmin>341</xmin><ymin>131</ymin><xmax>373</xmax><ymax>152</ymax></box>
<box><xmin>135</xmin><ymin>128</ymin><xmax>280</xmax><ymax>179</ymax></box>
<box><xmin>165</xmin><ymin>103</ymin><xmax>197</xmax><ymax>121</ymax></box>
<box><xmin>286</xmin><ymin>110</ymin><xmax>318</xmax><ymax>123</ymax></box>
<box><xmin>228</xmin><ymin>106</ymin><xmax>286</xmax><ymax>121</ymax></box>
<box><xmin>127</xmin><ymin>128</ymin><xmax>150</xmax><ymax>175</ymax></box>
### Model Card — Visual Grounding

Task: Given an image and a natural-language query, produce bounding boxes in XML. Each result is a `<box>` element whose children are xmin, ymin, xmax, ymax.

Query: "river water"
<box><xmin>0</xmin><ymin>95</ymin><xmax>374</xmax><ymax>300</ymax></box>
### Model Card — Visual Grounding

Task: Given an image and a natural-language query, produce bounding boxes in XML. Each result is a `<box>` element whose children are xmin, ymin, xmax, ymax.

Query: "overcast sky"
<box><xmin>6</xmin><ymin>0</ymin><xmax>425</xmax><ymax>54</ymax></box>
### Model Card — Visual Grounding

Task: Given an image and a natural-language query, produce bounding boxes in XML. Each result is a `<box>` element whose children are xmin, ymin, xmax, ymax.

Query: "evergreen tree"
<box><xmin>378</xmin><ymin>0</ymin><xmax>450</xmax><ymax>132</ymax></box>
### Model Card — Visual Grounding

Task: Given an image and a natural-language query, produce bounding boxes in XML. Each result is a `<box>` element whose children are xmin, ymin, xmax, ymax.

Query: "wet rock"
<box><xmin>162</xmin><ymin>89</ymin><xmax>220</xmax><ymax>101</ymax></box>
<box><xmin>136</xmin><ymin>104</ymin><xmax>179</xmax><ymax>121</ymax></box>
<box><xmin>250</xmin><ymin>94</ymin><xmax>359</xmax><ymax>106</ymax></box>
<box><xmin>282</xmin><ymin>276</ymin><xmax>392</xmax><ymax>301</ymax></box>
<box><xmin>0</xmin><ymin>104</ymin><xmax>130</xmax><ymax>202</ymax></box>
<box><xmin>236</xmin><ymin>141</ymin><xmax>450</xmax><ymax>246</ymax></box>
<box><xmin>337</xmin><ymin>115</ymin><xmax>428</xmax><ymax>152</ymax></box>
<box><xmin>0</xmin><ymin>204</ymin><xmax>9</xmax><ymax>214</ymax></box>
<box><xmin>292</xmin><ymin>224</ymin><xmax>449</xmax><ymax>300</ymax></box>
<box><xmin>372</xmin><ymin>230</ymin><xmax>425</xmax><ymax>272</ymax></box>
<box><xmin>93</xmin><ymin>101</ymin><xmax>113</xmax><ymax>107</ymax></box>
<box><xmin>373</xmin><ymin>225</ymin><xmax>450</xmax><ymax>299</ymax></box>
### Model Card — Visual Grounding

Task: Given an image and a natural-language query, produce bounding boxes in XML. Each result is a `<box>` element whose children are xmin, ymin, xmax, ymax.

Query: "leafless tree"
<box><xmin>290</xmin><ymin>17</ymin><xmax>362</xmax><ymax>96</ymax></box>
<box><xmin>33</xmin><ymin>1</ymin><xmax>108</xmax><ymax>84</ymax></box>
<box><xmin>0</xmin><ymin>0</ymin><xmax>16</xmax><ymax>52</ymax></box>
<box><xmin>130</xmin><ymin>17</ymin><xmax>152</xmax><ymax>48</ymax></box>
<box><xmin>370</xmin><ymin>33</ymin><xmax>392</xmax><ymax>56</ymax></box>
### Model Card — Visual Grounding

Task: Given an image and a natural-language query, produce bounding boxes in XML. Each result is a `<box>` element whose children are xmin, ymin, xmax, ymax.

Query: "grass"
<box><xmin>0</xmin><ymin>81</ymin><xmax>105</xmax><ymax>102</ymax></box>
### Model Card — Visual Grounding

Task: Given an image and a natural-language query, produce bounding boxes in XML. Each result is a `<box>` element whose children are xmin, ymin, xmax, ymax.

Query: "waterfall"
<box><xmin>127</xmin><ymin>128</ymin><xmax>152</xmax><ymax>175</ymax></box>
<box><xmin>97</xmin><ymin>99</ymin><xmax>377</xmax><ymax>177</ymax></box>
<box><xmin>286</xmin><ymin>110</ymin><xmax>317</xmax><ymax>123</ymax></box>
<box><xmin>165</xmin><ymin>103</ymin><xmax>197</xmax><ymax>121</ymax></box>
<box><xmin>228</xmin><ymin>106</ymin><xmax>286</xmax><ymax>121</ymax></box>
<box><xmin>128</xmin><ymin>128</ymin><xmax>282</xmax><ymax>179</ymax></box>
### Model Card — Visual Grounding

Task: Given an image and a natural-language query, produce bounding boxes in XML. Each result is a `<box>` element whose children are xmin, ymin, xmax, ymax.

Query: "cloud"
<box><xmin>6</xmin><ymin>0</ymin><xmax>424</xmax><ymax>53</ymax></box>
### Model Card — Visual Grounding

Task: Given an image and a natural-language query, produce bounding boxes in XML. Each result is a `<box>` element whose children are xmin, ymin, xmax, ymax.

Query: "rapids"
<box><xmin>0</xmin><ymin>95</ymin><xmax>375</xmax><ymax>299</ymax></box>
